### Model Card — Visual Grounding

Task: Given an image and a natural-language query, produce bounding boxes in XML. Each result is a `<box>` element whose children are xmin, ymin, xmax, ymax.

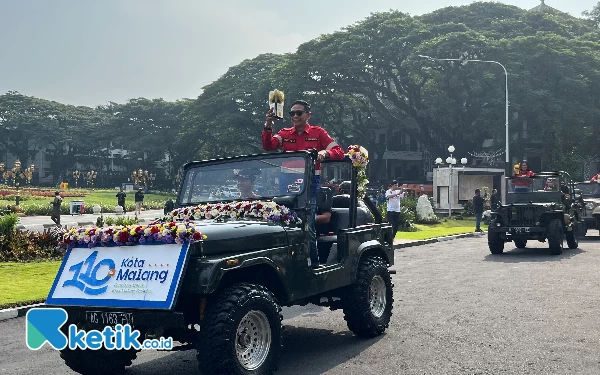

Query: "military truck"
<box><xmin>488</xmin><ymin>171</ymin><xmax>581</xmax><ymax>255</ymax></box>
<box><xmin>49</xmin><ymin>150</ymin><xmax>395</xmax><ymax>375</ymax></box>
<box><xmin>574</xmin><ymin>181</ymin><xmax>600</xmax><ymax>236</ymax></box>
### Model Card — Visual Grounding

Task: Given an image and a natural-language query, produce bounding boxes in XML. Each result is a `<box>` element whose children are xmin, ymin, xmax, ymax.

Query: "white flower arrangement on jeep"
<box><xmin>347</xmin><ymin>145</ymin><xmax>370</xmax><ymax>199</ymax></box>
<box><xmin>163</xmin><ymin>200</ymin><xmax>301</xmax><ymax>226</ymax></box>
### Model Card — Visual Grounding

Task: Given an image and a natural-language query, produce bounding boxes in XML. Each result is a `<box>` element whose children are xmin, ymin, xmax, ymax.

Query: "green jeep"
<box><xmin>48</xmin><ymin>150</ymin><xmax>395</xmax><ymax>375</ymax></box>
<box><xmin>488</xmin><ymin>171</ymin><xmax>581</xmax><ymax>255</ymax></box>
<box><xmin>574</xmin><ymin>181</ymin><xmax>600</xmax><ymax>236</ymax></box>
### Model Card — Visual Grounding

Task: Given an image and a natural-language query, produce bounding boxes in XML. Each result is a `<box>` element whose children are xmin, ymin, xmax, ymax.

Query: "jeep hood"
<box><xmin>192</xmin><ymin>220</ymin><xmax>289</xmax><ymax>256</ymax></box>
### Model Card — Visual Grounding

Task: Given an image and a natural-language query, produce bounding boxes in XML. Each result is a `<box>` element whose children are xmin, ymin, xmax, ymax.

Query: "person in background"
<box><xmin>164</xmin><ymin>199</ymin><xmax>174</xmax><ymax>215</ymax></box>
<box><xmin>51</xmin><ymin>191</ymin><xmax>62</xmax><ymax>226</ymax></box>
<box><xmin>134</xmin><ymin>188</ymin><xmax>144</xmax><ymax>215</ymax></box>
<box><xmin>590</xmin><ymin>172</ymin><xmax>600</xmax><ymax>182</ymax></box>
<box><xmin>490</xmin><ymin>188</ymin><xmax>500</xmax><ymax>210</ymax></box>
<box><xmin>116</xmin><ymin>187</ymin><xmax>126</xmax><ymax>211</ymax></box>
<box><xmin>385</xmin><ymin>180</ymin><xmax>402</xmax><ymax>238</ymax></box>
<box><xmin>473</xmin><ymin>189</ymin><xmax>484</xmax><ymax>232</ymax></box>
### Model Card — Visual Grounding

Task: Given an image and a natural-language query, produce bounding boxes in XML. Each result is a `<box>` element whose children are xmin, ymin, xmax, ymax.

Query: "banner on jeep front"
<box><xmin>46</xmin><ymin>243</ymin><xmax>190</xmax><ymax>309</ymax></box>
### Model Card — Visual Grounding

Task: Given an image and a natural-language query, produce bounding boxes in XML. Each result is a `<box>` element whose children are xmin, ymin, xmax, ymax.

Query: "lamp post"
<box><xmin>131</xmin><ymin>169</ymin><xmax>155</xmax><ymax>190</ymax></box>
<box><xmin>435</xmin><ymin>146</ymin><xmax>467</xmax><ymax>217</ymax></box>
<box><xmin>73</xmin><ymin>170</ymin><xmax>81</xmax><ymax>188</ymax></box>
<box><xmin>418</xmin><ymin>55</ymin><xmax>509</xmax><ymax>175</ymax></box>
<box><xmin>0</xmin><ymin>160</ymin><xmax>35</xmax><ymax>210</ymax></box>
<box><xmin>85</xmin><ymin>170</ymin><xmax>98</xmax><ymax>189</ymax></box>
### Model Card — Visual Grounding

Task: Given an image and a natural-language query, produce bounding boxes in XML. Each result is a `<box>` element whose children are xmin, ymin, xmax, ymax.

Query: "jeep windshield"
<box><xmin>576</xmin><ymin>182</ymin><xmax>600</xmax><ymax>198</ymax></box>
<box><xmin>178</xmin><ymin>155</ymin><xmax>307</xmax><ymax>205</ymax></box>
<box><xmin>506</xmin><ymin>175</ymin><xmax>564</xmax><ymax>204</ymax></box>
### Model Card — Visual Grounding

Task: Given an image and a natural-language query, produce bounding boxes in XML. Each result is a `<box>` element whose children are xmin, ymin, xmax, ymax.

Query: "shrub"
<box><xmin>378</xmin><ymin>204</ymin><xmax>417</xmax><ymax>231</ymax></box>
<box><xmin>0</xmin><ymin>213</ymin><xmax>19</xmax><ymax>237</ymax></box>
<box><xmin>0</xmin><ymin>227</ymin><xmax>64</xmax><ymax>262</ymax></box>
<box><xmin>462</xmin><ymin>200</ymin><xmax>474</xmax><ymax>217</ymax></box>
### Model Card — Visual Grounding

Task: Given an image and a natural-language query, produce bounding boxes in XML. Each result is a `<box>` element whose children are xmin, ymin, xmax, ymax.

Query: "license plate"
<box><xmin>86</xmin><ymin>311</ymin><xmax>133</xmax><ymax>326</ymax></box>
<box><xmin>511</xmin><ymin>227</ymin><xmax>530</xmax><ymax>233</ymax></box>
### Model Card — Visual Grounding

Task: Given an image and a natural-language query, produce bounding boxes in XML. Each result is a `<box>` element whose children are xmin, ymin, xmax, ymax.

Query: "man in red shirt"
<box><xmin>512</xmin><ymin>161</ymin><xmax>534</xmax><ymax>192</ymax></box>
<box><xmin>262</xmin><ymin>100</ymin><xmax>344</xmax><ymax>268</ymax></box>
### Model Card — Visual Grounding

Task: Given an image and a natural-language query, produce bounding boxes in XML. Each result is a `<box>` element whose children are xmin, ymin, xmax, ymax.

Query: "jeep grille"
<box><xmin>504</xmin><ymin>206</ymin><xmax>539</xmax><ymax>226</ymax></box>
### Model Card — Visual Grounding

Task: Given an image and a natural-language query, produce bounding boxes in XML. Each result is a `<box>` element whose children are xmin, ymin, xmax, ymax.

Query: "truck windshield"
<box><xmin>576</xmin><ymin>183</ymin><xmax>600</xmax><ymax>197</ymax></box>
<box><xmin>507</xmin><ymin>176</ymin><xmax>563</xmax><ymax>193</ymax></box>
<box><xmin>179</xmin><ymin>156</ymin><xmax>307</xmax><ymax>204</ymax></box>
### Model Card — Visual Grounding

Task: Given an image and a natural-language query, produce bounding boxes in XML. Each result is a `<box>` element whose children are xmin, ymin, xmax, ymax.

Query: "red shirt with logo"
<box><xmin>262</xmin><ymin>123</ymin><xmax>345</xmax><ymax>170</ymax></box>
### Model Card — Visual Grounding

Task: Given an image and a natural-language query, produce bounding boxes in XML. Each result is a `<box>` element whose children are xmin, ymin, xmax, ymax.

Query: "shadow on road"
<box><xmin>483</xmin><ymin>247</ymin><xmax>585</xmax><ymax>263</ymax></box>
<box><xmin>124</xmin><ymin>325</ymin><xmax>379</xmax><ymax>375</ymax></box>
<box><xmin>278</xmin><ymin>326</ymin><xmax>382</xmax><ymax>375</ymax></box>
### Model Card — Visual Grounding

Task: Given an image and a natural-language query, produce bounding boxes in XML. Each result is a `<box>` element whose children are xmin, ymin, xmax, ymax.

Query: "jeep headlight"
<box><xmin>586</xmin><ymin>203</ymin><xmax>595</xmax><ymax>210</ymax></box>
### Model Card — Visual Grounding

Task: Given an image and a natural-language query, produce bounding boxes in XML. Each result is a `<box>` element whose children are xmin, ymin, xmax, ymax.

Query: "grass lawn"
<box><xmin>396</xmin><ymin>218</ymin><xmax>488</xmax><ymax>240</ymax></box>
<box><xmin>0</xmin><ymin>261</ymin><xmax>62</xmax><ymax>309</ymax></box>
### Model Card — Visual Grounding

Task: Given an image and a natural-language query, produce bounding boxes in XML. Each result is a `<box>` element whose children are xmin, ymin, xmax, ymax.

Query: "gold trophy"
<box><xmin>268</xmin><ymin>89</ymin><xmax>285</xmax><ymax>119</ymax></box>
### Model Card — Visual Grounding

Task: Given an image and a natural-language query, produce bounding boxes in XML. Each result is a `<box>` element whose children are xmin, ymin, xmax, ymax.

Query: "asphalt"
<box><xmin>15</xmin><ymin>209</ymin><xmax>166</xmax><ymax>233</ymax></box>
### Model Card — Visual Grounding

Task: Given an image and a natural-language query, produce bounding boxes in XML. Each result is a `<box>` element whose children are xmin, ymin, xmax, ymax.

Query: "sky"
<box><xmin>0</xmin><ymin>0</ymin><xmax>596</xmax><ymax>107</ymax></box>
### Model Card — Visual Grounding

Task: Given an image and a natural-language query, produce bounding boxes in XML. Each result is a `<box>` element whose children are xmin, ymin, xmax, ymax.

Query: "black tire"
<box><xmin>60</xmin><ymin>322</ymin><xmax>140</xmax><ymax>375</ymax></box>
<box><xmin>342</xmin><ymin>256</ymin><xmax>393</xmax><ymax>338</ymax></box>
<box><xmin>197</xmin><ymin>283</ymin><xmax>282</xmax><ymax>375</ymax></box>
<box><xmin>513</xmin><ymin>239</ymin><xmax>527</xmax><ymax>249</ymax></box>
<box><xmin>547</xmin><ymin>219</ymin><xmax>564</xmax><ymax>255</ymax></box>
<box><xmin>488</xmin><ymin>223</ymin><xmax>504</xmax><ymax>254</ymax></box>
<box><xmin>566</xmin><ymin>222</ymin><xmax>579</xmax><ymax>249</ymax></box>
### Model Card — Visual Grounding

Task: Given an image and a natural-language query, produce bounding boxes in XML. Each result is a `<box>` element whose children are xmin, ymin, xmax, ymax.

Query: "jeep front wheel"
<box><xmin>196</xmin><ymin>283</ymin><xmax>282</xmax><ymax>375</ymax></box>
<box><xmin>488</xmin><ymin>222</ymin><xmax>504</xmax><ymax>254</ymax></box>
<box><xmin>59</xmin><ymin>322</ymin><xmax>140</xmax><ymax>375</ymax></box>
<box><xmin>547</xmin><ymin>219</ymin><xmax>564</xmax><ymax>255</ymax></box>
<box><xmin>343</xmin><ymin>256</ymin><xmax>393</xmax><ymax>338</ymax></box>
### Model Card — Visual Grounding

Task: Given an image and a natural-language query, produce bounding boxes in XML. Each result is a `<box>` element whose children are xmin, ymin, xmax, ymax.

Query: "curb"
<box><xmin>393</xmin><ymin>231</ymin><xmax>486</xmax><ymax>249</ymax></box>
<box><xmin>0</xmin><ymin>303</ymin><xmax>45</xmax><ymax>322</ymax></box>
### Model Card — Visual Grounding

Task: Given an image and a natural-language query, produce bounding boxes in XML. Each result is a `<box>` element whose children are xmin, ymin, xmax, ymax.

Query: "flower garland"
<box><xmin>163</xmin><ymin>200</ymin><xmax>301</xmax><ymax>226</ymax></box>
<box><xmin>347</xmin><ymin>145</ymin><xmax>370</xmax><ymax>199</ymax></box>
<box><xmin>60</xmin><ymin>221</ymin><xmax>206</xmax><ymax>250</ymax></box>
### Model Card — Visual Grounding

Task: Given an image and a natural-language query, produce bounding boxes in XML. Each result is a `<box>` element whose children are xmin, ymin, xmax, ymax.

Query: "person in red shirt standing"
<box><xmin>512</xmin><ymin>161</ymin><xmax>534</xmax><ymax>192</ymax></box>
<box><xmin>590</xmin><ymin>172</ymin><xmax>600</xmax><ymax>182</ymax></box>
<box><xmin>262</xmin><ymin>100</ymin><xmax>344</xmax><ymax>268</ymax></box>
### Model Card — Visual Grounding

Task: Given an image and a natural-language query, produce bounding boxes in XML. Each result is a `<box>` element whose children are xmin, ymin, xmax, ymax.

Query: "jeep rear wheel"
<box><xmin>513</xmin><ymin>239</ymin><xmax>527</xmax><ymax>249</ymax></box>
<box><xmin>196</xmin><ymin>283</ymin><xmax>282</xmax><ymax>375</ymax></box>
<box><xmin>342</xmin><ymin>256</ymin><xmax>393</xmax><ymax>338</ymax></box>
<box><xmin>60</xmin><ymin>322</ymin><xmax>140</xmax><ymax>375</ymax></box>
<box><xmin>566</xmin><ymin>222</ymin><xmax>579</xmax><ymax>249</ymax></box>
<box><xmin>547</xmin><ymin>219</ymin><xmax>564</xmax><ymax>255</ymax></box>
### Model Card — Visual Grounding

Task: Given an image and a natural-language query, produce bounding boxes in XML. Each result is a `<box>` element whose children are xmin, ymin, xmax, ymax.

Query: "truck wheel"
<box><xmin>342</xmin><ymin>256</ymin><xmax>393</xmax><ymax>338</ymax></box>
<box><xmin>197</xmin><ymin>283</ymin><xmax>282</xmax><ymax>375</ymax></box>
<box><xmin>566</xmin><ymin>222</ymin><xmax>579</xmax><ymax>249</ymax></box>
<box><xmin>547</xmin><ymin>219</ymin><xmax>564</xmax><ymax>255</ymax></box>
<box><xmin>513</xmin><ymin>239</ymin><xmax>527</xmax><ymax>249</ymax></box>
<box><xmin>488</xmin><ymin>223</ymin><xmax>504</xmax><ymax>254</ymax></box>
<box><xmin>59</xmin><ymin>322</ymin><xmax>140</xmax><ymax>375</ymax></box>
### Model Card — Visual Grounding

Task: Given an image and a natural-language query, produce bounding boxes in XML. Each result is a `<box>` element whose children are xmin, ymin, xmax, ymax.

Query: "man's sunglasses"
<box><xmin>289</xmin><ymin>110</ymin><xmax>306</xmax><ymax>117</ymax></box>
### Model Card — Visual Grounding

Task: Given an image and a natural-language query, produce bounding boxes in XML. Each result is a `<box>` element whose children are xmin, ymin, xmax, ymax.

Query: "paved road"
<box><xmin>2</xmin><ymin>235</ymin><xmax>600</xmax><ymax>374</ymax></box>
<box><xmin>16</xmin><ymin>209</ymin><xmax>165</xmax><ymax>233</ymax></box>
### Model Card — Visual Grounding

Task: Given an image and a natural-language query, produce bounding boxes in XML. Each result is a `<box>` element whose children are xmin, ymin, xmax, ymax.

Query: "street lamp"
<box><xmin>435</xmin><ymin>145</ymin><xmax>467</xmax><ymax>217</ymax></box>
<box><xmin>0</xmin><ymin>159</ymin><xmax>35</xmax><ymax>210</ymax></box>
<box><xmin>131</xmin><ymin>169</ymin><xmax>155</xmax><ymax>189</ymax></box>
<box><xmin>73</xmin><ymin>170</ymin><xmax>81</xmax><ymax>188</ymax></box>
<box><xmin>85</xmin><ymin>170</ymin><xmax>98</xmax><ymax>189</ymax></box>
<box><xmin>418</xmin><ymin>54</ymin><xmax>509</xmax><ymax>175</ymax></box>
